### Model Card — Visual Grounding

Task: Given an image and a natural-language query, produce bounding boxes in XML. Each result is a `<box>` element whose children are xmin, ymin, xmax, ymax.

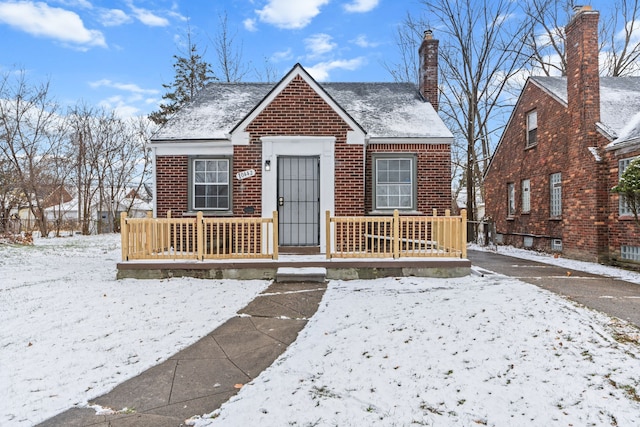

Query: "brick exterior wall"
<box><xmin>606</xmin><ymin>147</ymin><xmax>640</xmax><ymax>266</ymax></box>
<box><xmin>155</xmin><ymin>155</ymin><xmax>188</xmax><ymax>217</ymax></box>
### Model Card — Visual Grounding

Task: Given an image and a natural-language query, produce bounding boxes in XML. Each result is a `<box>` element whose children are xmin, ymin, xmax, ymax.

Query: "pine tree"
<box><xmin>612</xmin><ymin>157</ymin><xmax>640</xmax><ymax>224</ymax></box>
<box><xmin>149</xmin><ymin>32</ymin><xmax>215</xmax><ymax>125</ymax></box>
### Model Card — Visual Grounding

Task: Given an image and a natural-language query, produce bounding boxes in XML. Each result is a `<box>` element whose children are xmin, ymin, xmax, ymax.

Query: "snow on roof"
<box><xmin>152</xmin><ymin>80</ymin><xmax>452</xmax><ymax>141</ymax></box>
<box><xmin>532</xmin><ymin>76</ymin><xmax>640</xmax><ymax>146</ymax></box>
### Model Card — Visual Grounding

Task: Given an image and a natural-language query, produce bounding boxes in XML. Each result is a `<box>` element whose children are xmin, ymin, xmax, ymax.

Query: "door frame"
<box><xmin>262</xmin><ymin>136</ymin><xmax>335</xmax><ymax>253</ymax></box>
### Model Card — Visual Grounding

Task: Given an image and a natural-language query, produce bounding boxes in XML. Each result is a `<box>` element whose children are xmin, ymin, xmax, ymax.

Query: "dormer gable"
<box><xmin>229</xmin><ymin>63</ymin><xmax>366</xmax><ymax>145</ymax></box>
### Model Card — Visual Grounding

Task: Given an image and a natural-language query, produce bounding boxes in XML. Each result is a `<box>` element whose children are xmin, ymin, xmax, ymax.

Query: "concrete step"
<box><xmin>276</xmin><ymin>267</ymin><xmax>327</xmax><ymax>283</ymax></box>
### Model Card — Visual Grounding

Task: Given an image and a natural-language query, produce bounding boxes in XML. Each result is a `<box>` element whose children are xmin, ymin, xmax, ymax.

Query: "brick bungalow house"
<box><xmin>149</xmin><ymin>31</ymin><xmax>453</xmax><ymax>254</ymax></box>
<box><xmin>483</xmin><ymin>6</ymin><xmax>640</xmax><ymax>266</ymax></box>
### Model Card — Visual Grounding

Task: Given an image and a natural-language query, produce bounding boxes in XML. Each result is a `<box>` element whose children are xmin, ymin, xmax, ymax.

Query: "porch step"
<box><xmin>276</xmin><ymin>267</ymin><xmax>327</xmax><ymax>283</ymax></box>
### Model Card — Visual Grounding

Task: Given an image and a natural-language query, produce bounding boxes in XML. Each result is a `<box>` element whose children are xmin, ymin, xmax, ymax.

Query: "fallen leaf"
<box><xmin>234</xmin><ymin>383</ymin><xmax>243</xmax><ymax>389</ymax></box>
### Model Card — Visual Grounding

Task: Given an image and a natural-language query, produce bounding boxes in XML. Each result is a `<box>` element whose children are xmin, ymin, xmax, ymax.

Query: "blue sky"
<box><xmin>0</xmin><ymin>0</ymin><xmax>417</xmax><ymax>117</ymax></box>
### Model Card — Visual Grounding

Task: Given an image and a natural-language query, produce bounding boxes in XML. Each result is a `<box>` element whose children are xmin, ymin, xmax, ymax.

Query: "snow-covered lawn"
<box><xmin>2</xmin><ymin>236</ymin><xmax>640</xmax><ymax>427</ymax></box>
<box><xmin>0</xmin><ymin>234</ymin><xmax>270</xmax><ymax>426</ymax></box>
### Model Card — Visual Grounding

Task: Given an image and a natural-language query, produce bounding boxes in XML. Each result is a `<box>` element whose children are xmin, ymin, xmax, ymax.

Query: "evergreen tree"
<box><xmin>149</xmin><ymin>32</ymin><xmax>215</xmax><ymax>125</ymax></box>
<box><xmin>613</xmin><ymin>158</ymin><xmax>640</xmax><ymax>225</ymax></box>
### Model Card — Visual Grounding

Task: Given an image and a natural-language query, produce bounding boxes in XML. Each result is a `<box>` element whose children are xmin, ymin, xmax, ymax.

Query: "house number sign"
<box><xmin>236</xmin><ymin>169</ymin><xmax>256</xmax><ymax>180</ymax></box>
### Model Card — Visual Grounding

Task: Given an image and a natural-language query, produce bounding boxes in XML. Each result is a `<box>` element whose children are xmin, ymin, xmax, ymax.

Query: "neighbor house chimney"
<box><xmin>565</xmin><ymin>5</ymin><xmax>601</xmax><ymax>147</ymax></box>
<box><xmin>419</xmin><ymin>29</ymin><xmax>439</xmax><ymax>111</ymax></box>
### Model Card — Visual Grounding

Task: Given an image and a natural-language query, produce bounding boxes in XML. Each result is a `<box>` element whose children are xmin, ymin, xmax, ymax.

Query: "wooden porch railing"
<box><xmin>120</xmin><ymin>211</ymin><xmax>279</xmax><ymax>261</ymax></box>
<box><xmin>120</xmin><ymin>209</ymin><xmax>467</xmax><ymax>261</ymax></box>
<box><xmin>326</xmin><ymin>209</ymin><xmax>467</xmax><ymax>259</ymax></box>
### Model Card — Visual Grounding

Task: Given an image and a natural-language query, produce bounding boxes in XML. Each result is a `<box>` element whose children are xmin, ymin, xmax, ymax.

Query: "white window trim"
<box><xmin>521</xmin><ymin>179</ymin><xmax>531</xmax><ymax>214</ymax></box>
<box><xmin>526</xmin><ymin>110</ymin><xmax>538</xmax><ymax>147</ymax></box>
<box><xmin>619</xmin><ymin>157</ymin><xmax>638</xmax><ymax>216</ymax></box>
<box><xmin>507</xmin><ymin>182</ymin><xmax>515</xmax><ymax>217</ymax></box>
<box><xmin>550</xmin><ymin>172</ymin><xmax>562</xmax><ymax>218</ymax></box>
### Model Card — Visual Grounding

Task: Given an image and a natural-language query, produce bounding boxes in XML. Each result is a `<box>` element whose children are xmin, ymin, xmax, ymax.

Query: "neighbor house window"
<box><xmin>374</xmin><ymin>155</ymin><xmax>416</xmax><ymax>210</ymax></box>
<box><xmin>191</xmin><ymin>158</ymin><xmax>230</xmax><ymax>211</ymax></box>
<box><xmin>521</xmin><ymin>179</ymin><xmax>531</xmax><ymax>214</ymax></box>
<box><xmin>526</xmin><ymin>110</ymin><xmax>537</xmax><ymax>147</ymax></box>
<box><xmin>621</xmin><ymin>245</ymin><xmax>640</xmax><ymax>262</ymax></box>
<box><xmin>619</xmin><ymin>157</ymin><xmax>638</xmax><ymax>216</ymax></box>
<box><xmin>507</xmin><ymin>182</ymin><xmax>515</xmax><ymax>217</ymax></box>
<box><xmin>550</xmin><ymin>172</ymin><xmax>562</xmax><ymax>217</ymax></box>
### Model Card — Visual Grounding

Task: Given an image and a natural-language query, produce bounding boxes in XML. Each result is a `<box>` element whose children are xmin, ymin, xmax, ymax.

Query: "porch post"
<box><xmin>393</xmin><ymin>209</ymin><xmax>400</xmax><ymax>259</ymax></box>
<box><xmin>272</xmin><ymin>211</ymin><xmax>279</xmax><ymax>260</ymax></box>
<box><xmin>461</xmin><ymin>209</ymin><xmax>468</xmax><ymax>259</ymax></box>
<box><xmin>197</xmin><ymin>211</ymin><xmax>203</xmax><ymax>261</ymax></box>
<box><xmin>120</xmin><ymin>211</ymin><xmax>128</xmax><ymax>261</ymax></box>
<box><xmin>325</xmin><ymin>210</ymin><xmax>331</xmax><ymax>259</ymax></box>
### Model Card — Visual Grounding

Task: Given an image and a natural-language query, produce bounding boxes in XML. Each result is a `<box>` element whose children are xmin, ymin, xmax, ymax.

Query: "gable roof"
<box><xmin>151</xmin><ymin>64</ymin><xmax>452</xmax><ymax>142</ymax></box>
<box><xmin>533</xmin><ymin>76</ymin><xmax>640</xmax><ymax>147</ymax></box>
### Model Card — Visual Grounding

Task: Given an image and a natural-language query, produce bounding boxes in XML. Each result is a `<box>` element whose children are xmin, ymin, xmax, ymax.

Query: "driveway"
<box><xmin>468</xmin><ymin>250</ymin><xmax>640</xmax><ymax>327</ymax></box>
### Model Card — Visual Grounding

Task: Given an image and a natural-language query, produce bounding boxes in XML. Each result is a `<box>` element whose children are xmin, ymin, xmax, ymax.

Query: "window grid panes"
<box><xmin>621</xmin><ymin>245</ymin><xmax>640</xmax><ymax>262</ymax></box>
<box><xmin>619</xmin><ymin>158</ymin><xmax>637</xmax><ymax>215</ymax></box>
<box><xmin>521</xmin><ymin>179</ymin><xmax>531</xmax><ymax>213</ymax></box>
<box><xmin>193</xmin><ymin>159</ymin><xmax>229</xmax><ymax>210</ymax></box>
<box><xmin>526</xmin><ymin>110</ymin><xmax>538</xmax><ymax>147</ymax></box>
<box><xmin>507</xmin><ymin>182</ymin><xmax>515</xmax><ymax>216</ymax></box>
<box><xmin>550</xmin><ymin>172</ymin><xmax>562</xmax><ymax>217</ymax></box>
<box><xmin>375</xmin><ymin>158</ymin><xmax>413</xmax><ymax>209</ymax></box>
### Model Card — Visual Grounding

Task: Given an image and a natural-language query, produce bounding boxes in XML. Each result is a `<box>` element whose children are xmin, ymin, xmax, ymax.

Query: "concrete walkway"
<box><xmin>468</xmin><ymin>250</ymin><xmax>640</xmax><ymax>327</ymax></box>
<box><xmin>38</xmin><ymin>281</ymin><xmax>327</xmax><ymax>427</ymax></box>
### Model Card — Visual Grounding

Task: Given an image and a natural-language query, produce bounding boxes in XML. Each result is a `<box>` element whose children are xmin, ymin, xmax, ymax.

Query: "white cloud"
<box><xmin>343</xmin><ymin>0</ymin><xmax>379</xmax><ymax>13</ymax></box>
<box><xmin>352</xmin><ymin>34</ymin><xmax>378</xmax><ymax>48</ymax></box>
<box><xmin>0</xmin><ymin>1</ymin><xmax>106</xmax><ymax>47</ymax></box>
<box><xmin>99</xmin><ymin>9</ymin><xmax>131</xmax><ymax>27</ymax></box>
<box><xmin>306</xmin><ymin>57</ymin><xmax>366</xmax><ymax>81</ymax></box>
<box><xmin>304</xmin><ymin>33</ymin><xmax>336</xmax><ymax>58</ymax></box>
<box><xmin>243</xmin><ymin>17</ymin><xmax>257</xmax><ymax>32</ymax></box>
<box><xmin>125</xmin><ymin>0</ymin><xmax>169</xmax><ymax>27</ymax></box>
<box><xmin>255</xmin><ymin>0</ymin><xmax>329</xmax><ymax>29</ymax></box>
<box><xmin>98</xmin><ymin>95</ymin><xmax>140</xmax><ymax>118</ymax></box>
<box><xmin>271</xmin><ymin>48</ymin><xmax>293</xmax><ymax>62</ymax></box>
<box><xmin>89</xmin><ymin>79</ymin><xmax>159</xmax><ymax>95</ymax></box>
<box><xmin>52</xmin><ymin>0</ymin><xmax>92</xmax><ymax>9</ymax></box>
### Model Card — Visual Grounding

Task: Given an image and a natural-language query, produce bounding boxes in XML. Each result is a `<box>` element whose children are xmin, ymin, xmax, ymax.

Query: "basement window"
<box><xmin>621</xmin><ymin>245</ymin><xmax>640</xmax><ymax>262</ymax></box>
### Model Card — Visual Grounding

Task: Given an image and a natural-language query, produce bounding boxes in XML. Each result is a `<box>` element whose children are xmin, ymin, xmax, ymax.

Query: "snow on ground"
<box><xmin>3</xmin><ymin>235</ymin><xmax>640</xmax><ymax>427</ymax></box>
<box><xmin>188</xmin><ymin>248</ymin><xmax>640</xmax><ymax>427</ymax></box>
<box><xmin>0</xmin><ymin>234</ymin><xmax>269</xmax><ymax>426</ymax></box>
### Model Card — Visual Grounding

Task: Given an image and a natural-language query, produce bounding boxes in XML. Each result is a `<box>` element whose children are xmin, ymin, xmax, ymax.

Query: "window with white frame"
<box><xmin>550</xmin><ymin>172</ymin><xmax>562</xmax><ymax>217</ymax></box>
<box><xmin>619</xmin><ymin>157</ymin><xmax>638</xmax><ymax>216</ymax></box>
<box><xmin>526</xmin><ymin>110</ymin><xmax>538</xmax><ymax>147</ymax></box>
<box><xmin>507</xmin><ymin>182</ymin><xmax>515</xmax><ymax>217</ymax></box>
<box><xmin>374</xmin><ymin>156</ymin><xmax>416</xmax><ymax>210</ymax></box>
<box><xmin>521</xmin><ymin>179</ymin><xmax>531</xmax><ymax>213</ymax></box>
<box><xmin>191</xmin><ymin>158</ymin><xmax>230</xmax><ymax>211</ymax></box>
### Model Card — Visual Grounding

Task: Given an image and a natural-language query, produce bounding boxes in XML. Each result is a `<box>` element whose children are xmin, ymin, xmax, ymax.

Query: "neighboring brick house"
<box><xmin>484</xmin><ymin>6</ymin><xmax>640</xmax><ymax>266</ymax></box>
<box><xmin>149</xmin><ymin>32</ymin><xmax>453</xmax><ymax>254</ymax></box>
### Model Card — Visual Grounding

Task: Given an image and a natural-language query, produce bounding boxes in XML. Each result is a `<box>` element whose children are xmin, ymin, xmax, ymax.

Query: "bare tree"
<box><xmin>524</xmin><ymin>0</ymin><xmax>640</xmax><ymax>77</ymax></box>
<box><xmin>602</xmin><ymin>0</ymin><xmax>640</xmax><ymax>76</ymax></box>
<box><xmin>211</xmin><ymin>11</ymin><xmax>251</xmax><ymax>82</ymax></box>
<box><xmin>0</xmin><ymin>70</ymin><xmax>72</xmax><ymax>237</ymax></box>
<box><xmin>394</xmin><ymin>0</ymin><xmax>532</xmax><ymax>223</ymax></box>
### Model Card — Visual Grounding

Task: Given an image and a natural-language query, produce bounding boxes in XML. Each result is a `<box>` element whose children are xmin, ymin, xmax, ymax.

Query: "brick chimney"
<box><xmin>565</xmin><ymin>5</ymin><xmax>601</xmax><ymax>147</ymax></box>
<box><xmin>419</xmin><ymin>29</ymin><xmax>439</xmax><ymax>111</ymax></box>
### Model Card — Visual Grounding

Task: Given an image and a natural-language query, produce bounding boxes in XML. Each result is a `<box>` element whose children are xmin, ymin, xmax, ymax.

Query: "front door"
<box><xmin>277</xmin><ymin>156</ymin><xmax>320</xmax><ymax>246</ymax></box>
